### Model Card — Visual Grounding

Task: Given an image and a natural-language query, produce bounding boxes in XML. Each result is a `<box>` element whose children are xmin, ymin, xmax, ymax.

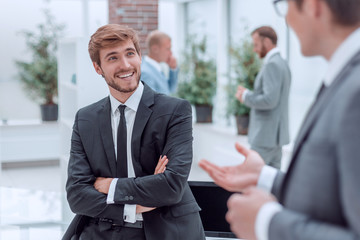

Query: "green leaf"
<box><xmin>176</xmin><ymin>35</ymin><xmax>217</xmax><ymax>106</ymax></box>
<box><xmin>15</xmin><ymin>9</ymin><xmax>65</xmax><ymax>104</ymax></box>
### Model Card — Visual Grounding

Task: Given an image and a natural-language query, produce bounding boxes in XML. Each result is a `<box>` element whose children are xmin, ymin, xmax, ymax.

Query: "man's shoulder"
<box><xmin>77</xmin><ymin>97</ymin><xmax>108</xmax><ymax>116</ymax></box>
<box><xmin>141</xmin><ymin>57</ymin><xmax>155</xmax><ymax>71</ymax></box>
<box><xmin>152</xmin><ymin>93</ymin><xmax>190</xmax><ymax>113</ymax></box>
<box><xmin>266</xmin><ymin>54</ymin><xmax>290</xmax><ymax>72</ymax></box>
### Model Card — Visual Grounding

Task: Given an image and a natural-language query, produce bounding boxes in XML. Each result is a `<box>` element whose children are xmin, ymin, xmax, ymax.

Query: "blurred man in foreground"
<box><xmin>200</xmin><ymin>0</ymin><xmax>360</xmax><ymax>239</ymax></box>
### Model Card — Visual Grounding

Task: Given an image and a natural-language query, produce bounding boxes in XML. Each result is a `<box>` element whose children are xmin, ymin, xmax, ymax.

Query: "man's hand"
<box><xmin>166</xmin><ymin>55</ymin><xmax>177</xmax><ymax>69</ymax></box>
<box><xmin>94</xmin><ymin>177</ymin><xmax>113</xmax><ymax>194</ymax></box>
<box><xmin>226</xmin><ymin>187</ymin><xmax>277</xmax><ymax>240</ymax></box>
<box><xmin>136</xmin><ymin>155</ymin><xmax>169</xmax><ymax>213</ymax></box>
<box><xmin>235</xmin><ymin>85</ymin><xmax>247</xmax><ymax>103</ymax></box>
<box><xmin>199</xmin><ymin>142</ymin><xmax>265</xmax><ymax>192</ymax></box>
<box><xmin>154</xmin><ymin>155</ymin><xmax>168</xmax><ymax>174</ymax></box>
<box><xmin>136</xmin><ymin>205</ymin><xmax>158</xmax><ymax>214</ymax></box>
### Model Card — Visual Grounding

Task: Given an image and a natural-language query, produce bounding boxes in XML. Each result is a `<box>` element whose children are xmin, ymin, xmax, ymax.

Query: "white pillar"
<box><xmin>214</xmin><ymin>0</ymin><xmax>230</xmax><ymax>126</ymax></box>
<box><xmin>82</xmin><ymin>0</ymin><xmax>89</xmax><ymax>37</ymax></box>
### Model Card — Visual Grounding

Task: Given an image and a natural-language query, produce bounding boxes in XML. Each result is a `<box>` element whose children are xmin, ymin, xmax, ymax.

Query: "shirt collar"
<box><xmin>144</xmin><ymin>55</ymin><xmax>162</xmax><ymax>73</ymax></box>
<box><xmin>323</xmin><ymin>27</ymin><xmax>360</xmax><ymax>87</ymax></box>
<box><xmin>109</xmin><ymin>81</ymin><xmax>144</xmax><ymax>114</ymax></box>
<box><xmin>263</xmin><ymin>47</ymin><xmax>280</xmax><ymax>64</ymax></box>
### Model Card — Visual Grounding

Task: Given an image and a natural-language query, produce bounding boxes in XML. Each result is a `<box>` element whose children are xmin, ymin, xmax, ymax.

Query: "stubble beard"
<box><xmin>260</xmin><ymin>44</ymin><xmax>267</xmax><ymax>59</ymax></box>
<box><xmin>104</xmin><ymin>72</ymin><xmax>140</xmax><ymax>93</ymax></box>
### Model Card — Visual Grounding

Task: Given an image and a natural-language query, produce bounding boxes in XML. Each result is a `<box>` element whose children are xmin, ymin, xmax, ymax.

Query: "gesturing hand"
<box><xmin>199</xmin><ymin>142</ymin><xmax>265</xmax><ymax>192</ymax></box>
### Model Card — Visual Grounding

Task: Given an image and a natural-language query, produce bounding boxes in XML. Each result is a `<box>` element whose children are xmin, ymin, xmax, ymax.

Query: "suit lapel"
<box><xmin>280</xmin><ymin>51</ymin><xmax>360</xmax><ymax>202</ymax></box>
<box><xmin>131</xmin><ymin>84</ymin><xmax>154</xmax><ymax>176</ymax></box>
<box><xmin>98</xmin><ymin>97</ymin><xmax>117</xmax><ymax>176</ymax></box>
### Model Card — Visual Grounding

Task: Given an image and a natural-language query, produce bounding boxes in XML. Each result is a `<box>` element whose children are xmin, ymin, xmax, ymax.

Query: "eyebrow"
<box><xmin>104</xmin><ymin>51</ymin><xmax>118</xmax><ymax>59</ymax></box>
<box><xmin>103</xmin><ymin>47</ymin><xmax>136</xmax><ymax>59</ymax></box>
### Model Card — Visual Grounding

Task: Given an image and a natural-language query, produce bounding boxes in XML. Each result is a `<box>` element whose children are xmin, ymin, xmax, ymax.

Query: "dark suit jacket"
<box><xmin>269</xmin><ymin>51</ymin><xmax>360</xmax><ymax>239</ymax></box>
<box><xmin>63</xmin><ymin>84</ymin><xmax>205</xmax><ymax>240</ymax></box>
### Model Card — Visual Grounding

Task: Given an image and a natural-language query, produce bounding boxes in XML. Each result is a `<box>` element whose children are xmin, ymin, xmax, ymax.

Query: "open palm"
<box><xmin>199</xmin><ymin>143</ymin><xmax>265</xmax><ymax>192</ymax></box>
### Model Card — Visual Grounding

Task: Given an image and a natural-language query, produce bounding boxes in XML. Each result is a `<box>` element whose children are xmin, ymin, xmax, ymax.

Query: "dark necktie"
<box><xmin>117</xmin><ymin>105</ymin><xmax>128</xmax><ymax>178</ymax></box>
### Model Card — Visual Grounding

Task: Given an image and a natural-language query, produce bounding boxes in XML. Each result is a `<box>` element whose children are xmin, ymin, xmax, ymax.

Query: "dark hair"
<box><xmin>88</xmin><ymin>24</ymin><xmax>141</xmax><ymax>66</ymax></box>
<box><xmin>251</xmin><ymin>26</ymin><xmax>278</xmax><ymax>45</ymax></box>
<box><xmin>295</xmin><ymin>0</ymin><xmax>360</xmax><ymax>26</ymax></box>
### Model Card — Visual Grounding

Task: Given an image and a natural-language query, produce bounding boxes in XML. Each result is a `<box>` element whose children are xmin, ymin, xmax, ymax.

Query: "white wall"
<box><xmin>0</xmin><ymin>0</ymin><xmax>108</xmax><ymax>120</ymax></box>
<box><xmin>229</xmin><ymin>0</ymin><xmax>328</xmax><ymax>140</ymax></box>
<box><xmin>159</xmin><ymin>0</ymin><xmax>328</xmax><ymax>142</ymax></box>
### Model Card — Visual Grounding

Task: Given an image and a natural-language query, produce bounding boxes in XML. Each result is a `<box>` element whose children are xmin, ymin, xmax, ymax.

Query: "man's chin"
<box><xmin>119</xmin><ymin>80</ymin><xmax>139</xmax><ymax>93</ymax></box>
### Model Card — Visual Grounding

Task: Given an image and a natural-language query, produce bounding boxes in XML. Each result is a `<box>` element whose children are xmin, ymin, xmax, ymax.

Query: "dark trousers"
<box><xmin>79</xmin><ymin>221</ymin><xmax>146</xmax><ymax>240</ymax></box>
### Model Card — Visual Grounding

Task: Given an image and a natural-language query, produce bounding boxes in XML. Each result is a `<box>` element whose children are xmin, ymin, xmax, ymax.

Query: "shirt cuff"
<box><xmin>123</xmin><ymin>204</ymin><xmax>137</xmax><ymax>223</ymax></box>
<box><xmin>255</xmin><ymin>201</ymin><xmax>283</xmax><ymax>240</ymax></box>
<box><xmin>106</xmin><ymin>178</ymin><xmax>118</xmax><ymax>204</ymax></box>
<box><xmin>257</xmin><ymin>165</ymin><xmax>278</xmax><ymax>193</ymax></box>
<box><xmin>242</xmin><ymin>89</ymin><xmax>249</xmax><ymax>102</ymax></box>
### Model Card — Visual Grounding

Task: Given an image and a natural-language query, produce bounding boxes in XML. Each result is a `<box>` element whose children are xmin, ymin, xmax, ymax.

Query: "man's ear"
<box><xmin>264</xmin><ymin>38</ymin><xmax>274</xmax><ymax>51</ymax></box>
<box><xmin>93</xmin><ymin>62</ymin><xmax>103</xmax><ymax>75</ymax></box>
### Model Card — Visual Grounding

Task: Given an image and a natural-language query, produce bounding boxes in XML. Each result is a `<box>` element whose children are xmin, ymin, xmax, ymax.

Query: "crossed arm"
<box><xmin>94</xmin><ymin>155</ymin><xmax>169</xmax><ymax>214</ymax></box>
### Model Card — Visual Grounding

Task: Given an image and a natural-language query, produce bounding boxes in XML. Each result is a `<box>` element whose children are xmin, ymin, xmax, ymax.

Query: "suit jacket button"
<box><xmin>125</xmin><ymin>196</ymin><xmax>129</xmax><ymax>200</ymax></box>
<box><xmin>129</xmin><ymin>196</ymin><xmax>134</xmax><ymax>200</ymax></box>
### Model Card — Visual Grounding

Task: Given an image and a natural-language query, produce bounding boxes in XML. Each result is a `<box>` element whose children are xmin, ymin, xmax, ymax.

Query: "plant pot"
<box><xmin>235</xmin><ymin>114</ymin><xmax>249</xmax><ymax>135</ymax></box>
<box><xmin>40</xmin><ymin>104</ymin><xmax>58</xmax><ymax>121</ymax></box>
<box><xmin>195</xmin><ymin>105</ymin><xmax>213</xmax><ymax>123</ymax></box>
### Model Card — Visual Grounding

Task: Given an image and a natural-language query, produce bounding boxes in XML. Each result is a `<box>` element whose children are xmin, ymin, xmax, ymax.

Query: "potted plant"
<box><xmin>15</xmin><ymin>10</ymin><xmax>64</xmax><ymax>121</ymax></box>
<box><xmin>227</xmin><ymin>38</ymin><xmax>261</xmax><ymax>134</ymax></box>
<box><xmin>177</xmin><ymin>36</ymin><xmax>217</xmax><ymax>123</ymax></box>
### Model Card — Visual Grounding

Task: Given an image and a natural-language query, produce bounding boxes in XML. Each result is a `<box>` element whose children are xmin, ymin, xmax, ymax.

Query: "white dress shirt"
<box><xmin>255</xmin><ymin>27</ymin><xmax>360</xmax><ymax>240</ymax></box>
<box><xmin>106</xmin><ymin>82</ymin><xmax>144</xmax><ymax>223</ymax></box>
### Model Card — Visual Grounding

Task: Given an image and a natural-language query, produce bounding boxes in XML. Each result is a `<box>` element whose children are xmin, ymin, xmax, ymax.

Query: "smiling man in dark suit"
<box><xmin>62</xmin><ymin>24</ymin><xmax>205</xmax><ymax>240</ymax></box>
<box><xmin>200</xmin><ymin>0</ymin><xmax>360</xmax><ymax>239</ymax></box>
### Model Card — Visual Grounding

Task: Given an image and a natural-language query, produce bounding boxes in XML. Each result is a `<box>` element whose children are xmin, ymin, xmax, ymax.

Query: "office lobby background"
<box><xmin>0</xmin><ymin>0</ymin><xmax>328</xmax><ymax>239</ymax></box>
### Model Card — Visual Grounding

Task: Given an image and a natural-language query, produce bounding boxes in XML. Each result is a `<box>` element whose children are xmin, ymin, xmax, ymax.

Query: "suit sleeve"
<box><xmin>268</xmin><ymin>88</ymin><xmax>360</xmax><ymax>240</ymax></box>
<box><xmin>168</xmin><ymin>68</ymin><xmax>179</xmax><ymax>93</ymax></box>
<box><xmin>271</xmin><ymin>171</ymin><xmax>286</xmax><ymax>199</ymax></box>
<box><xmin>113</xmin><ymin>100</ymin><xmax>193</xmax><ymax>207</ymax></box>
<box><xmin>244</xmin><ymin>62</ymin><xmax>283</xmax><ymax>110</ymax></box>
<box><xmin>66</xmin><ymin>112</ymin><xmax>125</xmax><ymax>221</ymax></box>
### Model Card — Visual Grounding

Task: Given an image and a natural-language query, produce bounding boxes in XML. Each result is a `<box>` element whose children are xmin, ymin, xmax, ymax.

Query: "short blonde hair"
<box><xmin>146</xmin><ymin>30</ymin><xmax>171</xmax><ymax>50</ymax></box>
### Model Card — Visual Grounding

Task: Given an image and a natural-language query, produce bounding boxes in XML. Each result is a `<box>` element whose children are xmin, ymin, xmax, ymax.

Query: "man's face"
<box><xmin>158</xmin><ymin>38</ymin><xmax>172</xmax><ymax>62</ymax></box>
<box><xmin>94</xmin><ymin>39</ymin><xmax>141</xmax><ymax>94</ymax></box>
<box><xmin>286</xmin><ymin>0</ymin><xmax>316</xmax><ymax>56</ymax></box>
<box><xmin>252</xmin><ymin>33</ymin><xmax>268</xmax><ymax>59</ymax></box>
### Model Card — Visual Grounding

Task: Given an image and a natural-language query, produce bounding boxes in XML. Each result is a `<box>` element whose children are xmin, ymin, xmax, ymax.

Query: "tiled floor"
<box><xmin>0</xmin><ymin>144</ymin><xmax>292</xmax><ymax>240</ymax></box>
<box><xmin>0</xmin><ymin>163</ymin><xmax>241</xmax><ymax>240</ymax></box>
<box><xmin>0</xmin><ymin>165</ymin><xmax>66</xmax><ymax>240</ymax></box>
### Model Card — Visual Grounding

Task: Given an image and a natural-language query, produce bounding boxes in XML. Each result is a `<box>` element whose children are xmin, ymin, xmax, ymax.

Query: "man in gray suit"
<box><xmin>200</xmin><ymin>0</ymin><xmax>360</xmax><ymax>239</ymax></box>
<box><xmin>141</xmin><ymin>30</ymin><xmax>179</xmax><ymax>94</ymax></box>
<box><xmin>236</xmin><ymin>26</ymin><xmax>291</xmax><ymax>169</ymax></box>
